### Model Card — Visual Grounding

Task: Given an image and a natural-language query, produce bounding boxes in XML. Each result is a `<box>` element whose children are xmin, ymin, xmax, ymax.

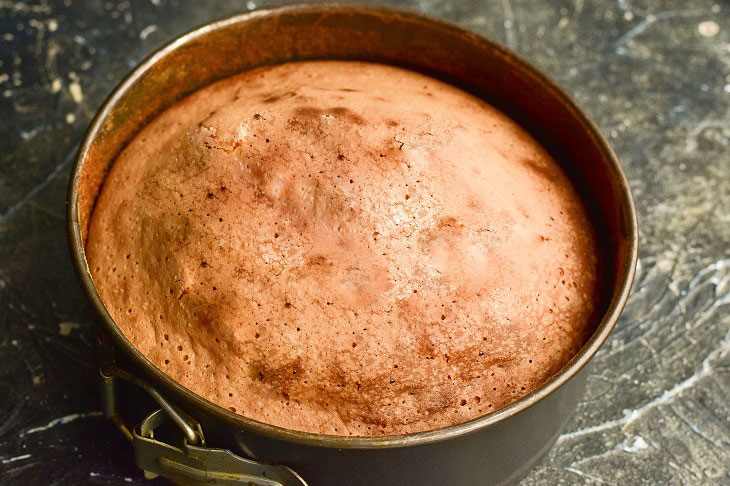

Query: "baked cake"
<box><xmin>86</xmin><ymin>61</ymin><xmax>598</xmax><ymax>436</ymax></box>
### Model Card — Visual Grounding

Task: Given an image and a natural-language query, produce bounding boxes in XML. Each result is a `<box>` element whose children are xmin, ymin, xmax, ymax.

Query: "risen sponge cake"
<box><xmin>87</xmin><ymin>61</ymin><xmax>598</xmax><ymax>436</ymax></box>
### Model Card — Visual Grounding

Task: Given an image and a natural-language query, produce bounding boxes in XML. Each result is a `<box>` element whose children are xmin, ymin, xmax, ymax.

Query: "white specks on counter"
<box><xmin>58</xmin><ymin>322</ymin><xmax>80</xmax><ymax>336</ymax></box>
<box><xmin>20</xmin><ymin>125</ymin><xmax>43</xmax><ymax>141</ymax></box>
<box><xmin>622</xmin><ymin>436</ymin><xmax>650</xmax><ymax>453</ymax></box>
<box><xmin>139</xmin><ymin>24</ymin><xmax>158</xmax><ymax>40</ymax></box>
<box><xmin>21</xmin><ymin>412</ymin><xmax>104</xmax><ymax>436</ymax></box>
<box><xmin>1</xmin><ymin>454</ymin><xmax>32</xmax><ymax>465</ymax></box>
<box><xmin>656</xmin><ymin>255</ymin><xmax>674</xmax><ymax>272</ymax></box>
<box><xmin>500</xmin><ymin>0</ymin><xmax>516</xmax><ymax>48</ymax></box>
<box><xmin>698</xmin><ymin>20</ymin><xmax>720</xmax><ymax>37</ymax></box>
<box><xmin>0</xmin><ymin>2</ymin><xmax>51</xmax><ymax>14</ymax></box>
<box><xmin>68</xmin><ymin>81</ymin><xmax>82</xmax><ymax>103</ymax></box>
<box><xmin>65</xmin><ymin>112</ymin><xmax>75</xmax><ymax>124</ymax></box>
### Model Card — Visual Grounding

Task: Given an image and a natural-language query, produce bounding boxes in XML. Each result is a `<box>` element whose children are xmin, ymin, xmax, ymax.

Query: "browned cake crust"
<box><xmin>87</xmin><ymin>61</ymin><xmax>598</xmax><ymax>436</ymax></box>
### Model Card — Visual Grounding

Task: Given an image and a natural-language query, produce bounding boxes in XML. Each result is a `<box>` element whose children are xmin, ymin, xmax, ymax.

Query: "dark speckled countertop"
<box><xmin>1</xmin><ymin>1</ymin><xmax>728</xmax><ymax>484</ymax></box>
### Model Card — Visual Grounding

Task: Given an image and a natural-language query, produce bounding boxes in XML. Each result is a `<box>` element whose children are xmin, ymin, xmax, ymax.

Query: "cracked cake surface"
<box><xmin>86</xmin><ymin>61</ymin><xmax>599</xmax><ymax>436</ymax></box>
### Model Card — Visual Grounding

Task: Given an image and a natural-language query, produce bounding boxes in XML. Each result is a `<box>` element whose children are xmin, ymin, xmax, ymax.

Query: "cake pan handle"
<box><xmin>100</xmin><ymin>362</ymin><xmax>201</xmax><ymax>445</ymax></box>
<box><xmin>97</xmin><ymin>335</ymin><xmax>307</xmax><ymax>485</ymax></box>
<box><xmin>96</xmin><ymin>329</ymin><xmax>201</xmax><ymax>445</ymax></box>
<box><xmin>133</xmin><ymin>409</ymin><xmax>308</xmax><ymax>486</ymax></box>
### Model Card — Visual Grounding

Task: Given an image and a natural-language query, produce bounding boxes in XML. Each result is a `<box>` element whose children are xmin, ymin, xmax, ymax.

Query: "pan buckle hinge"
<box><xmin>134</xmin><ymin>409</ymin><xmax>307</xmax><ymax>486</ymax></box>
<box><xmin>97</xmin><ymin>335</ymin><xmax>307</xmax><ymax>486</ymax></box>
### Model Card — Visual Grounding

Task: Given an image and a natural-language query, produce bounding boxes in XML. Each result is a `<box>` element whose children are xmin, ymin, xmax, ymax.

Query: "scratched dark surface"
<box><xmin>1</xmin><ymin>0</ymin><xmax>729</xmax><ymax>484</ymax></box>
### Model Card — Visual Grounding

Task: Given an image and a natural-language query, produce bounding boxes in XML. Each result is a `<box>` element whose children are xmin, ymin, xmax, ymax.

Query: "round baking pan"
<box><xmin>67</xmin><ymin>4</ymin><xmax>638</xmax><ymax>486</ymax></box>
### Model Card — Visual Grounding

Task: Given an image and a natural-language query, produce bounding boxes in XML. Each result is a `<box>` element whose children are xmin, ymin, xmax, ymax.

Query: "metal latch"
<box><xmin>97</xmin><ymin>334</ymin><xmax>307</xmax><ymax>486</ymax></box>
<box><xmin>134</xmin><ymin>409</ymin><xmax>307</xmax><ymax>486</ymax></box>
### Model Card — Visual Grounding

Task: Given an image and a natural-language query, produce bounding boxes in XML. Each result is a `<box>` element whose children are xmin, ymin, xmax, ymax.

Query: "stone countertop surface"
<box><xmin>1</xmin><ymin>0</ymin><xmax>728</xmax><ymax>484</ymax></box>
